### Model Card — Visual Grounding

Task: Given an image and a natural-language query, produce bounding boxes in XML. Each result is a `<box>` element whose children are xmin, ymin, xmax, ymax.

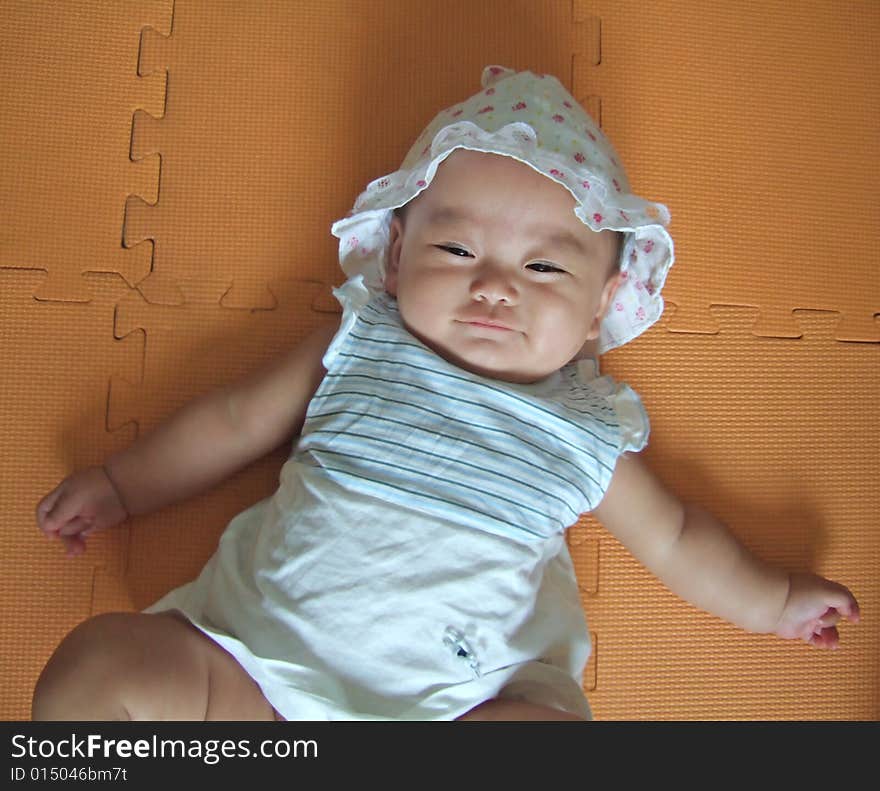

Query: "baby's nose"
<box><xmin>470</xmin><ymin>263</ymin><xmax>519</xmax><ymax>305</ymax></box>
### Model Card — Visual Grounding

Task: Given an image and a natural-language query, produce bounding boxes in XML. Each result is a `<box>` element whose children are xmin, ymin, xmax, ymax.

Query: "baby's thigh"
<box><xmin>34</xmin><ymin>611</ymin><xmax>275</xmax><ymax>721</ymax></box>
<box><xmin>151</xmin><ymin>611</ymin><xmax>277</xmax><ymax>721</ymax></box>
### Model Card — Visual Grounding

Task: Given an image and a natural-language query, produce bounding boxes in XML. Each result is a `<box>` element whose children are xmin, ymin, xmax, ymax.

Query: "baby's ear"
<box><xmin>585</xmin><ymin>271</ymin><xmax>623</xmax><ymax>341</ymax></box>
<box><xmin>385</xmin><ymin>214</ymin><xmax>404</xmax><ymax>295</ymax></box>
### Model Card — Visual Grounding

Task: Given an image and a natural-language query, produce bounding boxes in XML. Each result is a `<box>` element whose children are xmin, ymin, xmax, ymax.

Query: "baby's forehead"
<box><xmin>398</xmin><ymin>150</ymin><xmax>626</xmax><ymax>264</ymax></box>
<box><xmin>435</xmin><ymin>148</ymin><xmax>537</xmax><ymax>176</ymax></box>
<box><xmin>414</xmin><ymin>150</ymin><xmax>576</xmax><ymax>207</ymax></box>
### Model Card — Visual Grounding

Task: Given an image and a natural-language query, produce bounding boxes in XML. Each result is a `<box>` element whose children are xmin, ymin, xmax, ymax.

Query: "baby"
<box><xmin>33</xmin><ymin>66</ymin><xmax>859</xmax><ymax>721</ymax></box>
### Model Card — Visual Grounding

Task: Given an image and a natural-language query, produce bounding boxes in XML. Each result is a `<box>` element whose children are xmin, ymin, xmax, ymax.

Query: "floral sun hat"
<box><xmin>330</xmin><ymin>65</ymin><xmax>675</xmax><ymax>354</ymax></box>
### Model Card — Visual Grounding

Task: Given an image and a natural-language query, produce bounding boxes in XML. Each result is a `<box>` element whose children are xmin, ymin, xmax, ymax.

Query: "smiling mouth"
<box><xmin>462</xmin><ymin>320</ymin><xmax>515</xmax><ymax>332</ymax></box>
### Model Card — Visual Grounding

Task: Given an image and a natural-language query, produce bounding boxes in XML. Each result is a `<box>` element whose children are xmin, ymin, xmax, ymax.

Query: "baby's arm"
<box><xmin>37</xmin><ymin>320</ymin><xmax>338</xmax><ymax>554</ymax></box>
<box><xmin>592</xmin><ymin>453</ymin><xmax>860</xmax><ymax>648</ymax></box>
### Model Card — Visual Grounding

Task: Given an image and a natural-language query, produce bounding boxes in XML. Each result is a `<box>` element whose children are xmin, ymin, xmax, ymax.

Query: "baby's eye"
<box><xmin>527</xmin><ymin>262</ymin><xmax>565</xmax><ymax>274</ymax></box>
<box><xmin>438</xmin><ymin>245</ymin><xmax>471</xmax><ymax>257</ymax></box>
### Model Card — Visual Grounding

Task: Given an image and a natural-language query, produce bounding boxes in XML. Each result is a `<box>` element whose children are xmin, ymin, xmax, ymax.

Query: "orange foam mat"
<box><xmin>1</xmin><ymin>0</ymin><xmax>876</xmax><ymax>720</ymax></box>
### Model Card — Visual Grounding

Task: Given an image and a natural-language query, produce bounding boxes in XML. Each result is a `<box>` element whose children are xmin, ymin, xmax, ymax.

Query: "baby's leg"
<box><xmin>456</xmin><ymin>698</ymin><xmax>585</xmax><ymax>721</ymax></box>
<box><xmin>32</xmin><ymin>611</ymin><xmax>276</xmax><ymax>721</ymax></box>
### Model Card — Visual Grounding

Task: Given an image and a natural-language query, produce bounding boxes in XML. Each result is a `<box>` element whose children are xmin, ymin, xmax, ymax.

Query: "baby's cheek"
<box><xmin>396</xmin><ymin>289</ymin><xmax>434</xmax><ymax>335</ymax></box>
<box><xmin>398</xmin><ymin>274</ymin><xmax>442</xmax><ymax>318</ymax></box>
<box><xmin>545</xmin><ymin>305</ymin><xmax>593</xmax><ymax>358</ymax></box>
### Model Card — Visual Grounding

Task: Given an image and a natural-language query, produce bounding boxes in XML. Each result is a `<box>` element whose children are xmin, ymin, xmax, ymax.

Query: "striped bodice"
<box><xmin>293</xmin><ymin>290</ymin><xmax>627</xmax><ymax>543</ymax></box>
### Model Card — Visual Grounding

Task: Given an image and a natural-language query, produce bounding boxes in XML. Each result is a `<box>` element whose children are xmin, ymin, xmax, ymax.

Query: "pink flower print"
<box><xmin>489</xmin><ymin>66</ymin><xmax>504</xmax><ymax>77</ymax></box>
<box><xmin>618</xmin><ymin>210</ymin><xmax>631</xmax><ymax>222</ymax></box>
<box><xmin>635</xmin><ymin>279</ymin><xmax>644</xmax><ymax>291</ymax></box>
<box><xmin>645</xmin><ymin>282</ymin><xmax>656</xmax><ymax>296</ymax></box>
<box><xmin>593</xmin><ymin>213</ymin><xmax>603</xmax><ymax>223</ymax></box>
<box><xmin>563</xmin><ymin>100</ymin><xmax>573</xmax><ymax>109</ymax></box>
<box><xmin>574</xmin><ymin>152</ymin><xmax>585</xmax><ymax>163</ymax></box>
<box><xmin>378</xmin><ymin>178</ymin><xmax>390</xmax><ymax>189</ymax></box>
<box><xmin>643</xmin><ymin>240</ymin><xmax>655</xmax><ymax>254</ymax></box>
<box><xmin>552</xmin><ymin>114</ymin><xmax>565</xmax><ymax>123</ymax></box>
<box><xmin>613</xmin><ymin>178</ymin><xmax>621</xmax><ymax>193</ymax></box>
<box><xmin>347</xmin><ymin>236</ymin><xmax>360</xmax><ymax>249</ymax></box>
<box><xmin>581</xmin><ymin>180</ymin><xmax>590</xmax><ymax>190</ymax></box>
<box><xmin>512</xmin><ymin>101</ymin><xmax>527</xmax><ymax>111</ymax></box>
<box><xmin>517</xmin><ymin>131</ymin><xmax>533</xmax><ymax>144</ymax></box>
<box><xmin>452</xmin><ymin>109</ymin><xmax>463</xmax><ymax>117</ymax></box>
<box><xmin>477</xmin><ymin>105</ymin><xmax>494</xmax><ymax>114</ymax></box>
<box><xmin>549</xmin><ymin>168</ymin><xmax>565</xmax><ymax>179</ymax></box>
<box><xmin>620</xmin><ymin>270</ymin><xmax>630</xmax><ymax>281</ymax></box>
<box><xmin>635</xmin><ymin>307</ymin><xmax>646</xmax><ymax>321</ymax></box>
<box><xmin>614</xmin><ymin>302</ymin><xmax>624</xmax><ymax>312</ymax></box>
<box><xmin>416</xmin><ymin>179</ymin><xmax>427</xmax><ymax>188</ymax></box>
<box><xmin>485</xmin><ymin>88</ymin><xmax>495</xmax><ymax>96</ymax></box>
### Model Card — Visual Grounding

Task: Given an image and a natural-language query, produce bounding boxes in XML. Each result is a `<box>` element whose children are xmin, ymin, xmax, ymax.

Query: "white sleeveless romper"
<box><xmin>144</xmin><ymin>276</ymin><xmax>649</xmax><ymax>720</ymax></box>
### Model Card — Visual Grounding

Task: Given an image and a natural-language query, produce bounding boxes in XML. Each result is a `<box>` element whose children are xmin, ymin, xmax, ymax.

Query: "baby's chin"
<box><xmin>394</xmin><ymin>304</ymin><xmax>582</xmax><ymax>383</ymax></box>
<box><xmin>423</xmin><ymin>337</ymin><xmax>561</xmax><ymax>384</ymax></box>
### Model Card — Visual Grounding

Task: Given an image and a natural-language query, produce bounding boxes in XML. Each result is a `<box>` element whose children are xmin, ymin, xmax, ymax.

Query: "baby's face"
<box><xmin>385</xmin><ymin>149</ymin><xmax>621</xmax><ymax>383</ymax></box>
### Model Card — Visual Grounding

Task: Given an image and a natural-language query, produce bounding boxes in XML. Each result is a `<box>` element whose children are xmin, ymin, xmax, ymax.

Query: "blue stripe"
<box><xmin>294</xmin><ymin>290</ymin><xmax>633</xmax><ymax>529</ymax></box>
<box><xmin>352</xmin><ymin>314</ymin><xmax>619</xmax><ymax>430</ymax></box>
<box><xmin>324</xmin><ymin>363</ymin><xmax>619</xmax><ymax>461</ymax></box>
<box><xmin>347</xmin><ymin>330</ymin><xmax>619</xmax><ymax>431</ymax></box>
<box><xmin>317</xmin><ymin>448</ymin><xmax>551</xmax><ymax>524</ymax></box>
<box><xmin>307</xmin><ymin>389</ymin><xmax>612</xmax><ymax>483</ymax></box>
<box><xmin>307</xmin><ymin>428</ymin><xmax>583</xmax><ymax>523</ymax></box>
<box><xmin>307</xmin><ymin>451</ymin><xmax>555</xmax><ymax>536</ymax></box>
<box><xmin>304</xmin><ymin>410</ymin><xmax>592</xmax><ymax>505</ymax></box>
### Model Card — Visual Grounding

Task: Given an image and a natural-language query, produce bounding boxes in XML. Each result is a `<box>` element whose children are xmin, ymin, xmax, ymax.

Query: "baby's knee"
<box><xmin>457</xmin><ymin>697</ymin><xmax>586</xmax><ymax>721</ymax></box>
<box><xmin>32</xmin><ymin>612</ymin><xmax>138</xmax><ymax>721</ymax></box>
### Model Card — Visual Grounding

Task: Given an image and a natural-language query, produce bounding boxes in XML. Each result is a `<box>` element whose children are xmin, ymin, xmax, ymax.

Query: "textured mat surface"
<box><xmin>1</xmin><ymin>0</ymin><xmax>876</xmax><ymax>720</ymax></box>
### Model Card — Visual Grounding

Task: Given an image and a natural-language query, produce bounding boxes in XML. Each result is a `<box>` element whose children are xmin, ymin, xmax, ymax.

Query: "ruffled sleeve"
<box><xmin>575</xmin><ymin>358</ymin><xmax>650</xmax><ymax>454</ymax></box>
<box><xmin>322</xmin><ymin>274</ymin><xmax>372</xmax><ymax>370</ymax></box>
<box><xmin>609</xmin><ymin>382</ymin><xmax>650</xmax><ymax>453</ymax></box>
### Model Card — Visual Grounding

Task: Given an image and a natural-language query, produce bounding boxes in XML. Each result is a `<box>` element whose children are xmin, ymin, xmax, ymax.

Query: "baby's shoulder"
<box><xmin>560</xmin><ymin>359</ymin><xmax>620</xmax><ymax>408</ymax></box>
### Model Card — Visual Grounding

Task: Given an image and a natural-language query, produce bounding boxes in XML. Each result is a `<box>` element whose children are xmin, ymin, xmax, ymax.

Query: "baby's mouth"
<box><xmin>463</xmin><ymin>319</ymin><xmax>514</xmax><ymax>332</ymax></box>
<box><xmin>456</xmin><ymin>312</ymin><xmax>519</xmax><ymax>332</ymax></box>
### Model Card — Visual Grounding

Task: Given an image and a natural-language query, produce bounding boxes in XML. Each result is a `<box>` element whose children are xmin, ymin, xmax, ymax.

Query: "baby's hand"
<box><xmin>36</xmin><ymin>466</ymin><xmax>129</xmax><ymax>557</ymax></box>
<box><xmin>773</xmin><ymin>572</ymin><xmax>860</xmax><ymax>649</ymax></box>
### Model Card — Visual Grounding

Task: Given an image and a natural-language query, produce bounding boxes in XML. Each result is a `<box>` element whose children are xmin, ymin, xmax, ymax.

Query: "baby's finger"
<box><xmin>61</xmin><ymin>533</ymin><xmax>87</xmax><ymax>558</ymax></box>
<box><xmin>817</xmin><ymin>609</ymin><xmax>841</xmax><ymax>629</ymax></box>
<box><xmin>845</xmin><ymin>597</ymin><xmax>861</xmax><ymax>624</ymax></box>
<box><xmin>828</xmin><ymin>584</ymin><xmax>860</xmax><ymax>623</ymax></box>
<box><xmin>58</xmin><ymin>517</ymin><xmax>92</xmax><ymax>537</ymax></box>
<box><xmin>36</xmin><ymin>485</ymin><xmax>65</xmax><ymax>531</ymax></box>
<box><xmin>808</xmin><ymin>626</ymin><xmax>840</xmax><ymax>650</ymax></box>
